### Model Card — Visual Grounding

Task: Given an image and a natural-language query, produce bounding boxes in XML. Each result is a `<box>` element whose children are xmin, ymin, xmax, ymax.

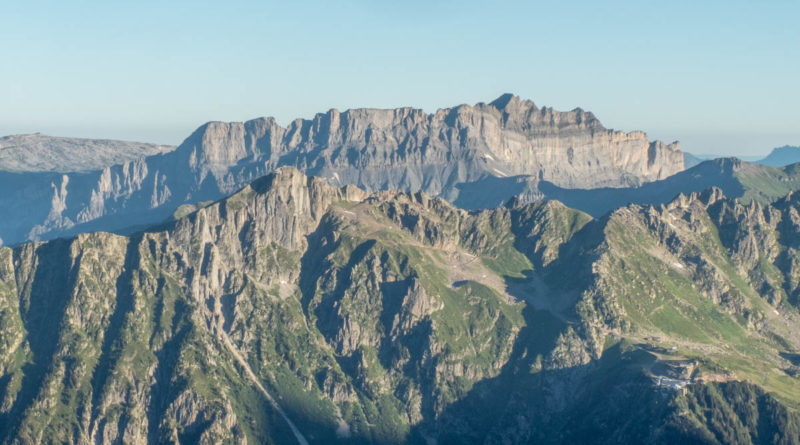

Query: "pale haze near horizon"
<box><xmin>1</xmin><ymin>0</ymin><xmax>797</xmax><ymax>157</ymax></box>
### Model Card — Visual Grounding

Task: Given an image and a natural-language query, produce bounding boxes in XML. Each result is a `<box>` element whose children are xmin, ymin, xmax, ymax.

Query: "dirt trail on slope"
<box><xmin>218</xmin><ymin>329</ymin><xmax>310</xmax><ymax>445</ymax></box>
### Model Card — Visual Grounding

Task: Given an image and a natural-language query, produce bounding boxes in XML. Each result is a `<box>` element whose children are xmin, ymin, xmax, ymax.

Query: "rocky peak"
<box><xmin>182</xmin><ymin>117</ymin><xmax>284</xmax><ymax>172</ymax></box>
<box><xmin>779</xmin><ymin>190</ymin><xmax>800</xmax><ymax>207</ymax></box>
<box><xmin>715</xmin><ymin>157</ymin><xmax>745</xmax><ymax>173</ymax></box>
<box><xmin>663</xmin><ymin>186</ymin><xmax>727</xmax><ymax>212</ymax></box>
<box><xmin>486</xmin><ymin>93</ymin><xmax>535</xmax><ymax>119</ymax></box>
<box><xmin>488</xmin><ymin>93</ymin><xmax>520</xmax><ymax>109</ymax></box>
<box><xmin>177</xmin><ymin>166</ymin><xmax>367</xmax><ymax>251</ymax></box>
<box><xmin>698</xmin><ymin>186</ymin><xmax>726</xmax><ymax>206</ymax></box>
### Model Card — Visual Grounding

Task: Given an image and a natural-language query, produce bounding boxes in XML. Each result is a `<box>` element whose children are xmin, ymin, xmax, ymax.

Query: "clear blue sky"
<box><xmin>1</xmin><ymin>0</ymin><xmax>798</xmax><ymax>156</ymax></box>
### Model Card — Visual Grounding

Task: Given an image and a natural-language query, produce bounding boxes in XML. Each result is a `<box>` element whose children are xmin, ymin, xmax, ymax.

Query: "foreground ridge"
<box><xmin>1</xmin><ymin>167</ymin><xmax>799</xmax><ymax>443</ymax></box>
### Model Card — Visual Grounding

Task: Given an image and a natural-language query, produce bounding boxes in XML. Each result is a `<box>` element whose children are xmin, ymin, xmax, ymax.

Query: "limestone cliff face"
<box><xmin>181</xmin><ymin>94</ymin><xmax>682</xmax><ymax>194</ymax></box>
<box><xmin>0</xmin><ymin>95</ymin><xmax>683</xmax><ymax>245</ymax></box>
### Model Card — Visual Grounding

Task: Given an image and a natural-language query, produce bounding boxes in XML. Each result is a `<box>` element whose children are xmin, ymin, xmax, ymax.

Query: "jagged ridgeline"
<box><xmin>1</xmin><ymin>167</ymin><xmax>800</xmax><ymax>444</ymax></box>
<box><xmin>0</xmin><ymin>94</ymin><xmax>683</xmax><ymax>246</ymax></box>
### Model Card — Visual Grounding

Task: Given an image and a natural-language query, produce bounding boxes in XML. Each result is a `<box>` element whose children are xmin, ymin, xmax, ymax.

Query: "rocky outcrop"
<box><xmin>0</xmin><ymin>95</ymin><xmax>683</xmax><ymax>245</ymax></box>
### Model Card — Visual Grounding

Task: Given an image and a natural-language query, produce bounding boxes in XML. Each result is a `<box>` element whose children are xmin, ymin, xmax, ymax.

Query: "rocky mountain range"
<box><xmin>1</xmin><ymin>167</ymin><xmax>800</xmax><ymax>444</ymax></box>
<box><xmin>3</xmin><ymin>95</ymin><xmax>800</xmax><ymax>444</ymax></box>
<box><xmin>0</xmin><ymin>94</ymin><xmax>683</xmax><ymax>246</ymax></box>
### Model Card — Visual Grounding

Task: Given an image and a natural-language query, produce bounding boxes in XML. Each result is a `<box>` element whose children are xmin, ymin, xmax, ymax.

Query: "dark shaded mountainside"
<box><xmin>0</xmin><ymin>94</ymin><xmax>683</xmax><ymax>246</ymax></box>
<box><xmin>2</xmin><ymin>167</ymin><xmax>800</xmax><ymax>444</ymax></box>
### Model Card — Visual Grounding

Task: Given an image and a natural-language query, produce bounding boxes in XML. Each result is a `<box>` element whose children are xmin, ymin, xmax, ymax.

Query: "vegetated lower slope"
<box><xmin>1</xmin><ymin>168</ymin><xmax>799</xmax><ymax>444</ymax></box>
<box><xmin>0</xmin><ymin>94</ymin><xmax>683</xmax><ymax>246</ymax></box>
